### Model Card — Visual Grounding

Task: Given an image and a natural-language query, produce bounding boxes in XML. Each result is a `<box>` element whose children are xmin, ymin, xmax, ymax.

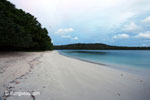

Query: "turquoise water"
<box><xmin>59</xmin><ymin>50</ymin><xmax>150</xmax><ymax>72</ymax></box>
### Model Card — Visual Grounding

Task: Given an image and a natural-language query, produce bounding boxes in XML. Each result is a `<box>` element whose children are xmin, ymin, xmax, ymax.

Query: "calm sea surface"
<box><xmin>59</xmin><ymin>50</ymin><xmax>150</xmax><ymax>74</ymax></box>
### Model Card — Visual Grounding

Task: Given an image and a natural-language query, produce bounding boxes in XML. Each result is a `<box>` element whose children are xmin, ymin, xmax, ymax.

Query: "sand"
<box><xmin>0</xmin><ymin>51</ymin><xmax>149</xmax><ymax>100</ymax></box>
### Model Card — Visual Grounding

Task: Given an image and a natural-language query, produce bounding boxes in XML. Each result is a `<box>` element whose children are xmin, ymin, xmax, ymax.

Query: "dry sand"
<box><xmin>0</xmin><ymin>51</ymin><xmax>149</xmax><ymax>100</ymax></box>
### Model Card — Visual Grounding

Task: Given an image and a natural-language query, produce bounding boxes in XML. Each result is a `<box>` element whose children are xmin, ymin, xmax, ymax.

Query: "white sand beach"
<box><xmin>0</xmin><ymin>51</ymin><xmax>149</xmax><ymax>100</ymax></box>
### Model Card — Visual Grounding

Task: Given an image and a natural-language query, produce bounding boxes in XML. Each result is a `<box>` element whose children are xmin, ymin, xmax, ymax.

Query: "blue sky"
<box><xmin>9</xmin><ymin>0</ymin><xmax>150</xmax><ymax>46</ymax></box>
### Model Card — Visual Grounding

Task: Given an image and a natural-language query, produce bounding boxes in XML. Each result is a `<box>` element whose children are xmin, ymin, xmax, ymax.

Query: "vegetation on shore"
<box><xmin>54</xmin><ymin>43</ymin><xmax>150</xmax><ymax>50</ymax></box>
<box><xmin>0</xmin><ymin>0</ymin><xmax>53</xmax><ymax>51</ymax></box>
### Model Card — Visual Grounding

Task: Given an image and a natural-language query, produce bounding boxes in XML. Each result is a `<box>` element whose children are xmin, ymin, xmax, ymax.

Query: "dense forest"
<box><xmin>0</xmin><ymin>0</ymin><xmax>53</xmax><ymax>51</ymax></box>
<box><xmin>54</xmin><ymin>43</ymin><xmax>150</xmax><ymax>50</ymax></box>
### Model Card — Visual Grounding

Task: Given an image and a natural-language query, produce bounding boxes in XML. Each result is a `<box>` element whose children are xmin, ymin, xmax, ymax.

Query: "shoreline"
<box><xmin>58</xmin><ymin>51</ymin><xmax>150</xmax><ymax>76</ymax></box>
<box><xmin>0</xmin><ymin>51</ymin><xmax>149</xmax><ymax>100</ymax></box>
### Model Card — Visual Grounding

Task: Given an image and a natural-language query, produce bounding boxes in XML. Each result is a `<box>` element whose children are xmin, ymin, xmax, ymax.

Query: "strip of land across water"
<box><xmin>0</xmin><ymin>51</ymin><xmax>149</xmax><ymax>100</ymax></box>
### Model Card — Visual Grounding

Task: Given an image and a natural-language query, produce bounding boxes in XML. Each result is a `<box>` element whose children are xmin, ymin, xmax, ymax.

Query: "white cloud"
<box><xmin>55</xmin><ymin>28</ymin><xmax>74</xmax><ymax>34</ymax></box>
<box><xmin>142</xmin><ymin>44</ymin><xmax>147</xmax><ymax>47</ymax></box>
<box><xmin>61</xmin><ymin>35</ymin><xmax>78</xmax><ymax>40</ymax></box>
<box><xmin>9</xmin><ymin>0</ymin><xmax>150</xmax><ymax>30</ymax></box>
<box><xmin>142</xmin><ymin>16</ymin><xmax>150</xmax><ymax>23</ymax></box>
<box><xmin>113</xmin><ymin>34</ymin><xmax>130</xmax><ymax>39</ymax></box>
<box><xmin>135</xmin><ymin>31</ymin><xmax>150</xmax><ymax>39</ymax></box>
<box><xmin>74</xmin><ymin>37</ymin><xmax>78</xmax><ymax>40</ymax></box>
<box><xmin>123</xmin><ymin>22</ymin><xmax>140</xmax><ymax>32</ymax></box>
<box><xmin>51</xmin><ymin>40</ymin><xmax>53</xmax><ymax>43</ymax></box>
<box><xmin>61</xmin><ymin>35</ymin><xmax>72</xmax><ymax>38</ymax></box>
<box><xmin>9</xmin><ymin>0</ymin><xmax>150</xmax><ymax>45</ymax></box>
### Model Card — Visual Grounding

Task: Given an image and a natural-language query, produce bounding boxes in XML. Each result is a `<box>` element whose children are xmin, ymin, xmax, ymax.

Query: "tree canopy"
<box><xmin>0</xmin><ymin>0</ymin><xmax>53</xmax><ymax>51</ymax></box>
<box><xmin>54</xmin><ymin>43</ymin><xmax>150</xmax><ymax>50</ymax></box>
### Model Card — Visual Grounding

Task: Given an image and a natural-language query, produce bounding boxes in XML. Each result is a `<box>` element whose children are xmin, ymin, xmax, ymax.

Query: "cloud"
<box><xmin>74</xmin><ymin>37</ymin><xmax>78</xmax><ymax>40</ymax></box>
<box><xmin>113</xmin><ymin>34</ymin><xmax>130</xmax><ymax>39</ymax></box>
<box><xmin>61</xmin><ymin>35</ymin><xmax>72</xmax><ymax>38</ymax></box>
<box><xmin>142</xmin><ymin>44</ymin><xmax>147</xmax><ymax>47</ymax></box>
<box><xmin>135</xmin><ymin>31</ymin><xmax>150</xmax><ymax>39</ymax></box>
<box><xmin>55</xmin><ymin>28</ymin><xmax>74</xmax><ymax>34</ymax></box>
<box><xmin>123</xmin><ymin>22</ymin><xmax>140</xmax><ymax>32</ymax></box>
<box><xmin>9</xmin><ymin>0</ymin><xmax>150</xmax><ymax>45</ymax></box>
<box><xmin>9</xmin><ymin>0</ymin><xmax>150</xmax><ymax>30</ymax></box>
<box><xmin>61</xmin><ymin>35</ymin><xmax>78</xmax><ymax>40</ymax></box>
<box><xmin>142</xmin><ymin>16</ymin><xmax>150</xmax><ymax>23</ymax></box>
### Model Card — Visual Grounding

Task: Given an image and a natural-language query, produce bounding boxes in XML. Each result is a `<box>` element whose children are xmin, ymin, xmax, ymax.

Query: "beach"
<box><xmin>0</xmin><ymin>51</ymin><xmax>149</xmax><ymax>100</ymax></box>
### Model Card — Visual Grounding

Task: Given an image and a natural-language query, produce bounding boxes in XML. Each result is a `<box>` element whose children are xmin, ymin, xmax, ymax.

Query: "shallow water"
<box><xmin>59</xmin><ymin>50</ymin><xmax>150</xmax><ymax>74</ymax></box>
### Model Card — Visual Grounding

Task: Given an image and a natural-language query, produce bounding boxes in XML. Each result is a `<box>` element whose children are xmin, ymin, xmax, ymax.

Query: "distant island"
<box><xmin>0</xmin><ymin>0</ymin><xmax>53</xmax><ymax>51</ymax></box>
<box><xmin>54</xmin><ymin>43</ymin><xmax>150</xmax><ymax>50</ymax></box>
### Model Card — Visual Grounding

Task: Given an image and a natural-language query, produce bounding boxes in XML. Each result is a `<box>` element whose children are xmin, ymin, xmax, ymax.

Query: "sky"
<box><xmin>8</xmin><ymin>0</ymin><xmax>150</xmax><ymax>46</ymax></box>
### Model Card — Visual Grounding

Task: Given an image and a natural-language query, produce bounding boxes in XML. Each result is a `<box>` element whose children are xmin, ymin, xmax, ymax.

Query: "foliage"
<box><xmin>54</xmin><ymin>43</ymin><xmax>150</xmax><ymax>50</ymax></box>
<box><xmin>0</xmin><ymin>0</ymin><xmax>53</xmax><ymax>51</ymax></box>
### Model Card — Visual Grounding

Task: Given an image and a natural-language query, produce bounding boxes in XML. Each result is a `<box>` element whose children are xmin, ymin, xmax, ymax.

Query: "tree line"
<box><xmin>0</xmin><ymin>0</ymin><xmax>53</xmax><ymax>51</ymax></box>
<box><xmin>54</xmin><ymin>43</ymin><xmax>150</xmax><ymax>50</ymax></box>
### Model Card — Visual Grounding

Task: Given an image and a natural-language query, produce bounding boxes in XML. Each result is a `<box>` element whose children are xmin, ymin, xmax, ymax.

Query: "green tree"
<box><xmin>0</xmin><ymin>0</ymin><xmax>53</xmax><ymax>51</ymax></box>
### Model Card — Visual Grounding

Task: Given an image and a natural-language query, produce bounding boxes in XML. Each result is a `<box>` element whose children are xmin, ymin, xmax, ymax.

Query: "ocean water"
<box><xmin>59</xmin><ymin>50</ymin><xmax>150</xmax><ymax>74</ymax></box>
